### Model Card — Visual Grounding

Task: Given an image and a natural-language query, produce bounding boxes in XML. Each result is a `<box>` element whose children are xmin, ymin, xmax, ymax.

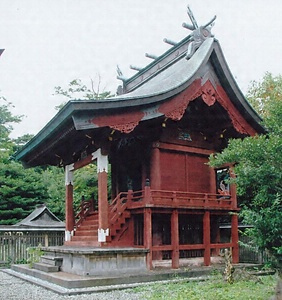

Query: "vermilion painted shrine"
<box><xmin>16</xmin><ymin>7</ymin><xmax>264</xmax><ymax>274</ymax></box>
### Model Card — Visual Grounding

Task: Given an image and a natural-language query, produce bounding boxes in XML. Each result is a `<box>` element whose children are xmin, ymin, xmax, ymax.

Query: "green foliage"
<box><xmin>0</xmin><ymin>96</ymin><xmax>23</xmax><ymax>161</ymax></box>
<box><xmin>209</xmin><ymin>73</ymin><xmax>282</xmax><ymax>271</ymax></box>
<box><xmin>0</xmin><ymin>160</ymin><xmax>50</xmax><ymax>224</ymax></box>
<box><xmin>41</xmin><ymin>166</ymin><xmax>65</xmax><ymax>221</ymax></box>
<box><xmin>26</xmin><ymin>243</ymin><xmax>44</xmax><ymax>267</ymax></box>
<box><xmin>73</xmin><ymin>163</ymin><xmax>98</xmax><ymax>209</ymax></box>
<box><xmin>0</xmin><ymin>97</ymin><xmax>53</xmax><ymax>224</ymax></box>
<box><xmin>53</xmin><ymin>77</ymin><xmax>114</xmax><ymax>110</ymax></box>
<box><xmin>0</xmin><ymin>96</ymin><xmax>22</xmax><ymax>138</ymax></box>
<box><xmin>132</xmin><ymin>275</ymin><xmax>276</xmax><ymax>300</ymax></box>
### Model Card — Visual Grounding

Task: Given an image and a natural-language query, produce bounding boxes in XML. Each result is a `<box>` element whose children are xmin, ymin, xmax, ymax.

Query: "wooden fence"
<box><xmin>0</xmin><ymin>231</ymin><xmax>64</xmax><ymax>264</ymax></box>
<box><xmin>239</xmin><ymin>235</ymin><xmax>269</xmax><ymax>264</ymax></box>
<box><xmin>0</xmin><ymin>231</ymin><xmax>268</xmax><ymax>266</ymax></box>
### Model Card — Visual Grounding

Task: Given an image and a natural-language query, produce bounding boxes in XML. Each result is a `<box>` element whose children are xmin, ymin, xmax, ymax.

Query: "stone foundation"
<box><xmin>42</xmin><ymin>246</ymin><xmax>148</xmax><ymax>276</ymax></box>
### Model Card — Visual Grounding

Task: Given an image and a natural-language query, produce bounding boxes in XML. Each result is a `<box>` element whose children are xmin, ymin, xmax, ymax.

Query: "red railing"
<box><xmin>109</xmin><ymin>190</ymin><xmax>144</xmax><ymax>224</ymax></box>
<box><xmin>108</xmin><ymin>190</ymin><xmax>144</xmax><ymax>238</ymax></box>
<box><xmin>148</xmin><ymin>190</ymin><xmax>233</xmax><ymax>209</ymax></box>
<box><xmin>74</xmin><ymin>198</ymin><xmax>95</xmax><ymax>227</ymax></box>
<box><xmin>122</xmin><ymin>189</ymin><xmax>234</xmax><ymax>210</ymax></box>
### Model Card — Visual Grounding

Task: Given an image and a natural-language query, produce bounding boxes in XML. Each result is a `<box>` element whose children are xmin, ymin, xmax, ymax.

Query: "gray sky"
<box><xmin>0</xmin><ymin>0</ymin><xmax>281</xmax><ymax>138</ymax></box>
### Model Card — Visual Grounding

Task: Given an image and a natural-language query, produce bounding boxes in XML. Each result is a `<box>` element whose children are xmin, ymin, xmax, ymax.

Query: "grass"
<box><xmin>130</xmin><ymin>274</ymin><xmax>277</xmax><ymax>300</ymax></box>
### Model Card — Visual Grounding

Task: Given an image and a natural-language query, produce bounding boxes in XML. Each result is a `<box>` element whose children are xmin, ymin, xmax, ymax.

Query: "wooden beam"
<box><xmin>155</xmin><ymin>142</ymin><xmax>213</xmax><ymax>156</ymax></box>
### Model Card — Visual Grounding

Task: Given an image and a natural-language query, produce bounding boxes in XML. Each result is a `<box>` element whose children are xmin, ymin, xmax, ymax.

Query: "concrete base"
<box><xmin>41</xmin><ymin>246</ymin><xmax>149</xmax><ymax>276</ymax></box>
<box><xmin>6</xmin><ymin>263</ymin><xmax>263</xmax><ymax>295</ymax></box>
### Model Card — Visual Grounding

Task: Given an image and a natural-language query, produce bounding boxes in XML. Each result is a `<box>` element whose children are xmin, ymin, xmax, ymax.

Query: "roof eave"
<box><xmin>211</xmin><ymin>40</ymin><xmax>265</xmax><ymax>134</ymax></box>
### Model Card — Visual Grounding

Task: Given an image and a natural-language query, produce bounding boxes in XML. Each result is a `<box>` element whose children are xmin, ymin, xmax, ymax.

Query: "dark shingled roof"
<box><xmin>15</xmin><ymin>19</ymin><xmax>264</xmax><ymax>168</ymax></box>
<box><xmin>13</xmin><ymin>204</ymin><xmax>65</xmax><ymax>229</ymax></box>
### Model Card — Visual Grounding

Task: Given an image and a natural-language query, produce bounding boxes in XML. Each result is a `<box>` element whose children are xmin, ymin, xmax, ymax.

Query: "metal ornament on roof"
<box><xmin>183</xmin><ymin>6</ymin><xmax>216</xmax><ymax>60</ymax></box>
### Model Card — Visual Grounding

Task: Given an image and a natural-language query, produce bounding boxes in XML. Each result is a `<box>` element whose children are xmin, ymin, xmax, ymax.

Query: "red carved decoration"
<box><xmin>88</xmin><ymin>77</ymin><xmax>257</xmax><ymax>136</ymax></box>
<box><xmin>164</xmin><ymin>102</ymin><xmax>187</xmax><ymax>121</ymax></box>
<box><xmin>159</xmin><ymin>79</ymin><xmax>202</xmax><ymax>120</ymax></box>
<box><xmin>89</xmin><ymin>111</ymin><xmax>144</xmax><ymax>134</ymax></box>
<box><xmin>159</xmin><ymin>78</ymin><xmax>257</xmax><ymax>136</ymax></box>
<box><xmin>201</xmin><ymin>80</ymin><xmax>217</xmax><ymax>106</ymax></box>
<box><xmin>109</xmin><ymin>121</ymin><xmax>140</xmax><ymax>134</ymax></box>
<box><xmin>215</xmin><ymin>84</ymin><xmax>257</xmax><ymax>136</ymax></box>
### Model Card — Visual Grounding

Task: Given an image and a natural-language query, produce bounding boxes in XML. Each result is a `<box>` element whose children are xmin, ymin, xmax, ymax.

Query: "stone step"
<box><xmin>32</xmin><ymin>262</ymin><xmax>60</xmax><ymax>273</ymax></box>
<box><xmin>40</xmin><ymin>255</ymin><xmax>63</xmax><ymax>267</ymax></box>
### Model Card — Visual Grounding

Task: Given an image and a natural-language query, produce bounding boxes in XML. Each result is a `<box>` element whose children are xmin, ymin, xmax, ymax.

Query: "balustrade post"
<box><xmin>127</xmin><ymin>189</ymin><xmax>133</xmax><ymax>204</ymax></box>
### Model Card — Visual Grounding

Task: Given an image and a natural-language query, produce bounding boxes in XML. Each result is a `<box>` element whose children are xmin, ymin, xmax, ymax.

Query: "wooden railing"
<box><xmin>149</xmin><ymin>190</ymin><xmax>233</xmax><ymax>209</ymax></box>
<box><xmin>74</xmin><ymin>197</ymin><xmax>95</xmax><ymax>227</ymax></box>
<box><xmin>123</xmin><ymin>189</ymin><xmax>234</xmax><ymax>210</ymax></box>
<box><xmin>108</xmin><ymin>190</ymin><xmax>144</xmax><ymax>238</ymax></box>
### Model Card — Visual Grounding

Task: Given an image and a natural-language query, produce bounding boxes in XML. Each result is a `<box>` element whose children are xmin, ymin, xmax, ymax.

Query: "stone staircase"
<box><xmin>32</xmin><ymin>255</ymin><xmax>63</xmax><ymax>273</ymax></box>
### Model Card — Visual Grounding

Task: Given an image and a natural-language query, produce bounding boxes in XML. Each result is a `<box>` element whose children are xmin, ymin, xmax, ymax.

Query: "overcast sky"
<box><xmin>0</xmin><ymin>0</ymin><xmax>281</xmax><ymax>138</ymax></box>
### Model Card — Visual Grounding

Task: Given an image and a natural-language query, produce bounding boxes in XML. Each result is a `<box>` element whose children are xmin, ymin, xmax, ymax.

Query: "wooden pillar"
<box><xmin>210</xmin><ymin>167</ymin><xmax>217</xmax><ymax>194</ymax></box>
<box><xmin>65</xmin><ymin>164</ymin><xmax>74</xmax><ymax>241</ymax></box>
<box><xmin>150</xmin><ymin>145</ymin><xmax>161</xmax><ymax>190</ymax></box>
<box><xmin>171</xmin><ymin>210</ymin><xmax>179</xmax><ymax>269</ymax></box>
<box><xmin>97</xmin><ymin>150</ymin><xmax>109</xmax><ymax>243</ymax></box>
<box><xmin>231</xmin><ymin>213</ymin><xmax>239</xmax><ymax>263</ymax></box>
<box><xmin>144</xmin><ymin>208</ymin><xmax>152</xmax><ymax>269</ymax></box>
<box><xmin>203</xmin><ymin>211</ymin><xmax>211</xmax><ymax>266</ymax></box>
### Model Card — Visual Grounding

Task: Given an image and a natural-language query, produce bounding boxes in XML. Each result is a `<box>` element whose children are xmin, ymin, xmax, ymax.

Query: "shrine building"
<box><xmin>15</xmin><ymin>7</ymin><xmax>264</xmax><ymax>275</ymax></box>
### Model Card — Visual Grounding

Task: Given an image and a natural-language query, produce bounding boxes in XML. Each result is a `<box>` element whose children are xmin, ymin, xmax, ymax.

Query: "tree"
<box><xmin>53</xmin><ymin>76</ymin><xmax>114</xmax><ymax>110</ymax></box>
<box><xmin>209</xmin><ymin>73</ymin><xmax>282</xmax><ymax>272</ymax></box>
<box><xmin>51</xmin><ymin>78</ymin><xmax>113</xmax><ymax>211</ymax></box>
<box><xmin>0</xmin><ymin>162</ymin><xmax>50</xmax><ymax>224</ymax></box>
<box><xmin>0</xmin><ymin>97</ymin><xmax>52</xmax><ymax>224</ymax></box>
<box><xmin>0</xmin><ymin>96</ymin><xmax>22</xmax><ymax>159</ymax></box>
<box><xmin>41</xmin><ymin>166</ymin><xmax>65</xmax><ymax>220</ymax></box>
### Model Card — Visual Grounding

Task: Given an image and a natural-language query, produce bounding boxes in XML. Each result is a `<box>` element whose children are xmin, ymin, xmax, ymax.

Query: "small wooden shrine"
<box><xmin>16</xmin><ymin>7</ymin><xmax>264</xmax><ymax>273</ymax></box>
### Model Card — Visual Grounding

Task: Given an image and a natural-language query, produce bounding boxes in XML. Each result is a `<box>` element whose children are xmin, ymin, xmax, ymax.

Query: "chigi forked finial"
<box><xmin>182</xmin><ymin>5</ymin><xmax>216</xmax><ymax>59</ymax></box>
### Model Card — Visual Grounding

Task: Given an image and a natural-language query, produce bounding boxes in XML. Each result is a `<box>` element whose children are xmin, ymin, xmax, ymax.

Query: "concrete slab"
<box><xmin>4</xmin><ymin>265</ymin><xmax>211</xmax><ymax>295</ymax></box>
<box><xmin>4</xmin><ymin>263</ymin><xmax>261</xmax><ymax>295</ymax></box>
